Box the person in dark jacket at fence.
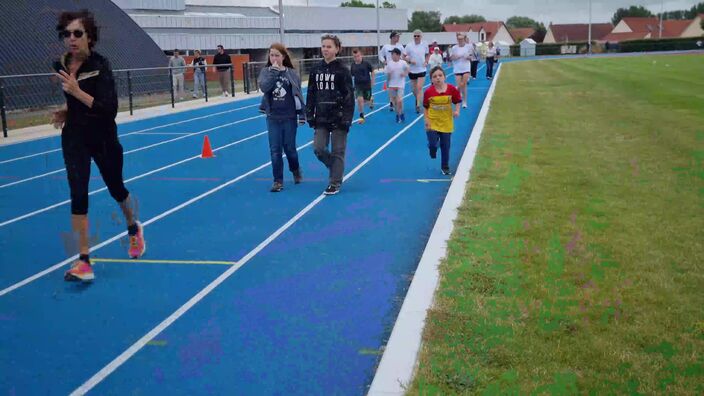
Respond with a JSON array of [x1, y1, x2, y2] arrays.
[[305, 34, 355, 195], [51, 10, 146, 282], [213, 44, 231, 97], [258, 43, 305, 192]]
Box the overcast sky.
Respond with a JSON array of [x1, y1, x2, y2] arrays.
[[304, 0, 700, 24]]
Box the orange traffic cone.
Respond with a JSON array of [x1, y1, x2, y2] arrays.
[[201, 135, 214, 158], [383, 81, 387, 90]]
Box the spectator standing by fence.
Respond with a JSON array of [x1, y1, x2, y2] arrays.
[[169, 49, 186, 100], [213, 44, 231, 97], [191, 49, 207, 98]]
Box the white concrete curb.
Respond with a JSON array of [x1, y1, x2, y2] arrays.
[[368, 65, 503, 395]]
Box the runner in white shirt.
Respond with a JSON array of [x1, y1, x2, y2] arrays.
[[450, 32, 472, 108], [428, 47, 443, 69], [486, 41, 498, 80], [379, 31, 405, 111], [384, 48, 409, 123], [403, 29, 429, 114]]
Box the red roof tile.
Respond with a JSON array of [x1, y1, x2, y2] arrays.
[[548, 23, 613, 42], [509, 28, 535, 40], [620, 17, 660, 33], [602, 31, 650, 42]]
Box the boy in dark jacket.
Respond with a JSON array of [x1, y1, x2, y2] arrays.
[[305, 34, 355, 195]]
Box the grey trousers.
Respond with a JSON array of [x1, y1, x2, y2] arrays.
[[313, 127, 348, 187]]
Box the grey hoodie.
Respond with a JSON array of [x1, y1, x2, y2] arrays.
[[258, 66, 305, 121]]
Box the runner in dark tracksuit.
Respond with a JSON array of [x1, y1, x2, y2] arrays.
[[53, 10, 145, 282], [305, 35, 355, 195]]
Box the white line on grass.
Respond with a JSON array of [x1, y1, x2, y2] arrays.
[[69, 112, 426, 396], [367, 64, 501, 396]]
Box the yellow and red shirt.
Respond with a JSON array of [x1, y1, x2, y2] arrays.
[[423, 84, 461, 133]]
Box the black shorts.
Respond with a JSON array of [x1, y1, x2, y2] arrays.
[[408, 72, 426, 80], [354, 86, 372, 101], [454, 72, 470, 77]]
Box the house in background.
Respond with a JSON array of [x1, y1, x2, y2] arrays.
[[603, 15, 704, 42], [442, 21, 515, 44], [543, 23, 613, 43]]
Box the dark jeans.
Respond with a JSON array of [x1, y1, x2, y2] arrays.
[[427, 130, 452, 170], [62, 133, 129, 215], [470, 60, 479, 78], [314, 126, 348, 187], [267, 118, 300, 183], [486, 57, 495, 78]]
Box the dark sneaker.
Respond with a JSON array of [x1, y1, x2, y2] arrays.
[[389, 101, 394, 111], [441, 168, 452, 176], [429, 148, 437, 159], [395, 114, 400, 123], [293, 169, 303, 184], [415, 105, 421, 114], [270, 181, 283, 192], [400, 114, 405, 123], [323, 184, 339, 195], [358, 113, 365, 124], [369, 98, 374, 109]]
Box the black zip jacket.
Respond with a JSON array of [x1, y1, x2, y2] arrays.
[[53, 51, 118, 142], [305, 59, 355, 130]]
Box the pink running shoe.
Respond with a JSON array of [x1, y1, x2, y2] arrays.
[[128, 222, 146, 259], [64, 259, 94, 282]]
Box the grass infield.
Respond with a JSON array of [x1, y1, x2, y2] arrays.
[[409, 54, 704, 394]]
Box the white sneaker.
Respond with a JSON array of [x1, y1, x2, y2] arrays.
[[462, 103, 467, 109]]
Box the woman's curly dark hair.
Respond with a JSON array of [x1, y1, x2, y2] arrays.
[[56, 9, 99, 49]]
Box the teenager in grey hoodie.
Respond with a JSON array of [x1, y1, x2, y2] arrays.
[[258, 43, 305, 192]]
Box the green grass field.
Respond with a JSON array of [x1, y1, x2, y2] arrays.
[[409, 54, 704, 395]]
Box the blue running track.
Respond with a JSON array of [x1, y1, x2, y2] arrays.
[[0, 64, 495, 395]]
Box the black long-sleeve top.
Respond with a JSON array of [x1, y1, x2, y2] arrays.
[[53, 51, 118, 142]]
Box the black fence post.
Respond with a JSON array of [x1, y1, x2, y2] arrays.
[[0, 80, 8, 138], [169, 68, 175, 108], [127, 71, 133, 116], [230, 64, 235, 97], [242, 63, 249, 94], [204, 68, 209, 102]]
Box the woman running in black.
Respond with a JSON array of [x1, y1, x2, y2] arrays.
[[52, 10, 146, 282]]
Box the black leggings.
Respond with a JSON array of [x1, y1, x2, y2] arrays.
[[62, 134, 130, 215]]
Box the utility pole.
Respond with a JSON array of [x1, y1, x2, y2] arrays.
[[588, 0, 592, 55], [279, 0, 285, 44], [376, 0, 381, 58], [659, 0, 664, 39]]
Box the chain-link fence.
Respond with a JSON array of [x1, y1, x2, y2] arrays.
[[243, 55, 383, 94], [0, 64, 238, 137]]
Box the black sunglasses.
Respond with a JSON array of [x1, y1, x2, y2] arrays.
[[414, 35, 421, 38], [59, 29, 85, 39]]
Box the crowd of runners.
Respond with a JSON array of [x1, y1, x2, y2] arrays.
[[51, 9, 499, 282]]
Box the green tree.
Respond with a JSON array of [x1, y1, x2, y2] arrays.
[[506, 16, 538, 28], [443, 14, 485, 24], [381, 1, 396, 8], [533, 22, 547, 43], [408, 10, 442, 32], [660, 10, 686, 20], [611, 5, 654, 25], [685, 2, 704, 18], [340, 0, 374, 7]]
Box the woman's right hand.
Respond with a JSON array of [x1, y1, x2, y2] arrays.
[[51, 108, 67, 129]]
